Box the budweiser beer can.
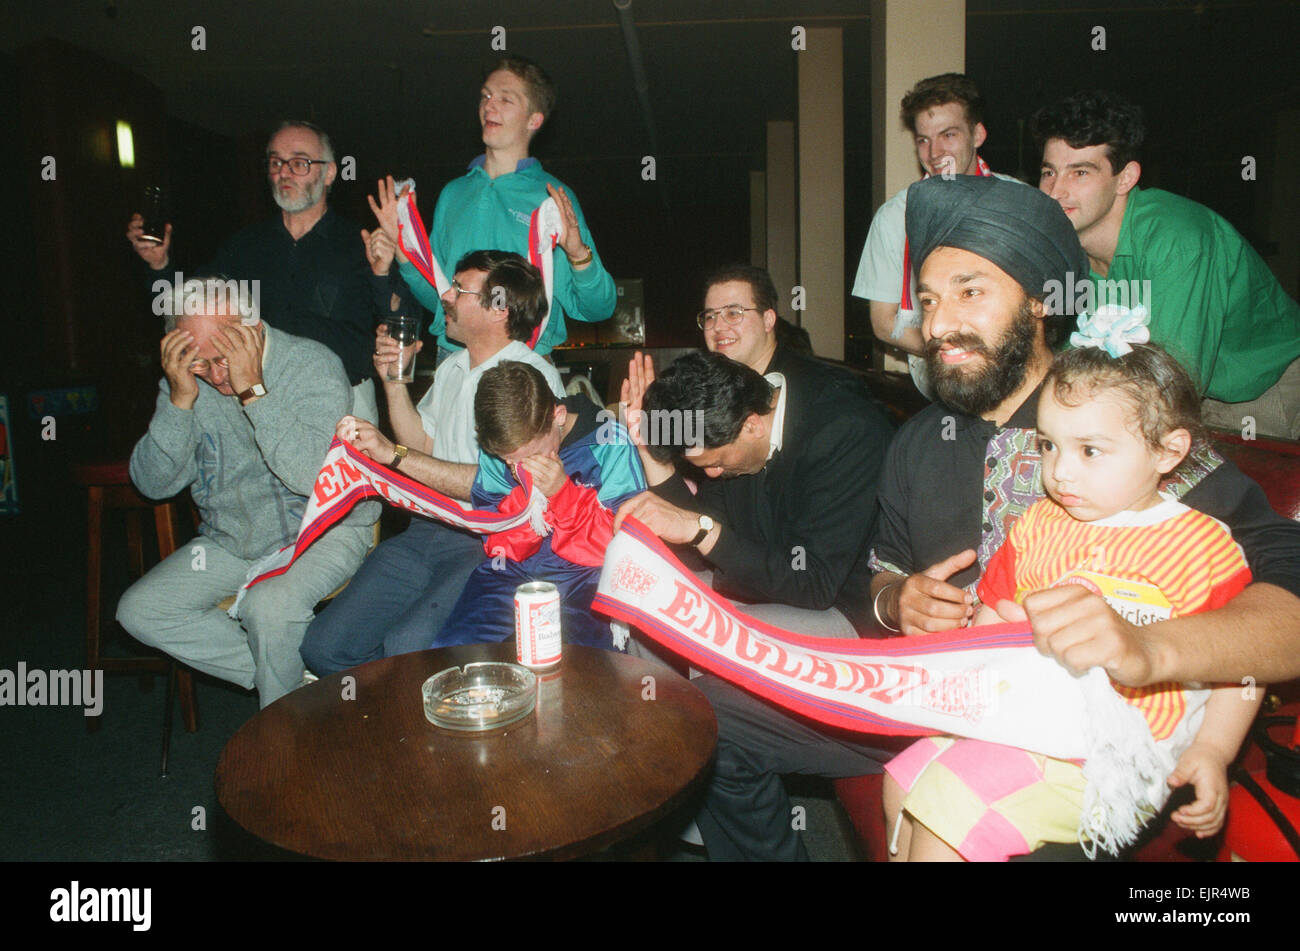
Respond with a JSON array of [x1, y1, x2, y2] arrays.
[[515, 581, 561, 669]]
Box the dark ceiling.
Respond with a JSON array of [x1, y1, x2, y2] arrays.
[[5, 0, 1298, 339], [8, 1, 1298, 188]]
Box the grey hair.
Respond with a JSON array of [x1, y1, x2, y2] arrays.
[[268, 119, 335, 163], [163, 275, 260, 332]]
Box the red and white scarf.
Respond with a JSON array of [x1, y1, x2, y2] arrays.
[[594, 519, 1190, 856], [396, 187, 563, 349], [236, 427, 548, 599]]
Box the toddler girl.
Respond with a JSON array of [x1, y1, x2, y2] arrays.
[[885, 330, 1259, 861]]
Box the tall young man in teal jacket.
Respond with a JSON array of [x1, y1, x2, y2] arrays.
[[367, 56, 616, 357]]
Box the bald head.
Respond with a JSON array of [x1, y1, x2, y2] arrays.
[[176, 309, 257, 396]]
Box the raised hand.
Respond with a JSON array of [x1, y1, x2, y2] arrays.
[[362, 228, 396, 276], [547, 183, 589, 264], [619, 351, 657, 448], [366, 176, 410, 263], [126, 213, 171, 270]]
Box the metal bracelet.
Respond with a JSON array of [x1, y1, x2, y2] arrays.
[[873, 581, 902, 633]]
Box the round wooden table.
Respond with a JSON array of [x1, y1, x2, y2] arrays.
[[215, 643, 717, 861]]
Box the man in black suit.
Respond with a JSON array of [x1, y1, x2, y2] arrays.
[[616, 350, 891, 634], [613, 348, 894, 859]]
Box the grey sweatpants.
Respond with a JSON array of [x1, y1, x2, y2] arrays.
[[116, 525, 370, 707]]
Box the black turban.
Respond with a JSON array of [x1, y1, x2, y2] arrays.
[[904, 176, 1088, 301]]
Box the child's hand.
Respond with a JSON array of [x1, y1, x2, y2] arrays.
[[1167, 743, 1232, 838], [519, 453, 567, 498]]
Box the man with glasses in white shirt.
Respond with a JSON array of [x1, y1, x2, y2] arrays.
[[299, 250, 565, 675]]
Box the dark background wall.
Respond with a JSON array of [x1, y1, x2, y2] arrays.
[[1, 0, 1296, 533]]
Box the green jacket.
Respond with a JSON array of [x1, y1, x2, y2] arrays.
[[1094, 186, 1300, 402], [399, 156, 616, 355]]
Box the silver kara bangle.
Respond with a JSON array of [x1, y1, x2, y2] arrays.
[[873, 581, 902, 633]]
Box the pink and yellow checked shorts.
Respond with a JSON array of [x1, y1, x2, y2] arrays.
[[885, 736, 1089, 862]]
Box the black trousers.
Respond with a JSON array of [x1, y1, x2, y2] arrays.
[[693, 674, 895, 861]]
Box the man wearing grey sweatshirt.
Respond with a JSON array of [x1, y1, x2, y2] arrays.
[[116, 276, 373, 707]]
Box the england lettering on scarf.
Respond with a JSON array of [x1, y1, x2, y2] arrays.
[[0, 664, 103, 717], [595, 520, 1193, 855], [49, 881, 151, 931]]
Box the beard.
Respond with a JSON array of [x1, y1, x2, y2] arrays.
[[271, 173, 327, 213], [924, 299, 1039, 417]]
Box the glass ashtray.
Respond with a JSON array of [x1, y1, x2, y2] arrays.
[[422, 662, 538, 732]]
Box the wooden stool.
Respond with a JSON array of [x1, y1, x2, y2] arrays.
[[76, 460, 198, 769]]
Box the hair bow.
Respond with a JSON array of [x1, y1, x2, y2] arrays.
[[1070, 304, 1151, 358]]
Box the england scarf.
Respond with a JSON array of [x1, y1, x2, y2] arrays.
[[233, 424, 549, 604], [396, 183, 563, 349], [594, 519, 1194, 856]]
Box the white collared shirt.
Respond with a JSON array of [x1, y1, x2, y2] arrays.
[[763, 371, 787, 461], [414, 340, 565, 464]]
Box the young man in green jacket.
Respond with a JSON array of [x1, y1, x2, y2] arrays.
[[366, 56, 616, 357], [1034, 90, 1300, 439]]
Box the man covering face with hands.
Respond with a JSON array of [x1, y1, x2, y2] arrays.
[[117, 277, 373, 707]]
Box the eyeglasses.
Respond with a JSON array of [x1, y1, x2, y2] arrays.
[[188, 356, 230, 374], [696, 305, 759, 330], [267, 156, 329, 176], [448, 279, 486, 300]]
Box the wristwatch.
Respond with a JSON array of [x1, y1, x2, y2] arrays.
[[690, 514, 715, 547], [237, 382, 267, 405], [390, 444, 408, 469]]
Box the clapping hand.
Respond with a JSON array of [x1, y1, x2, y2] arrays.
[[366, 176, 410, 264], [547, 184, 589, 265]]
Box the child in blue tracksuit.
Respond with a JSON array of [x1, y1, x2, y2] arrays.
[[432, 361, 646, 649]]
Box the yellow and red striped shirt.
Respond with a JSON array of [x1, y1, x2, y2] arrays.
[[978, 498, 1251, 739]]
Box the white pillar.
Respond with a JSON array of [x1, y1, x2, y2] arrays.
[[797, 27, 845, 360], [871, 0, 966, 207], [870, 0, 966, 370], [765, 120, 797, 312]]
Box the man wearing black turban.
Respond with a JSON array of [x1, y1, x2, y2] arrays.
[[690, 175, 1300, 862], [902, 175, 1087, 420]]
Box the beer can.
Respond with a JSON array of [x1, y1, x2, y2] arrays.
[[515, 582, 561, 669]]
